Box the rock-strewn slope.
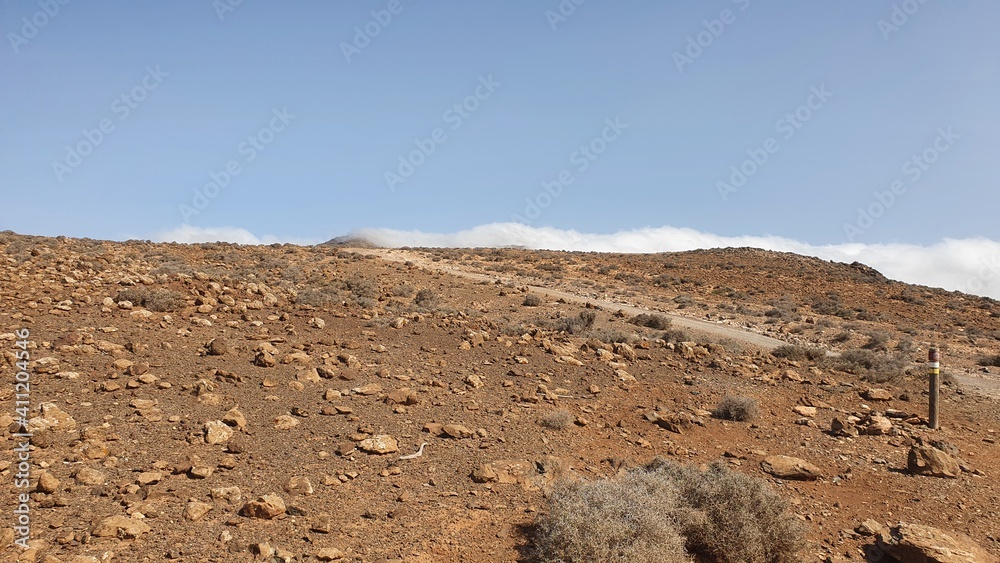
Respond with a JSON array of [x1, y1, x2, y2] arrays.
[[0, 233, 997, 561]]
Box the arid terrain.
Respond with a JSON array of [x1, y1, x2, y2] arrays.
[[1, 232, 998, 562]]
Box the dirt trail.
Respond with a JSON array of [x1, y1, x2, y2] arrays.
[[362, 248, 1000, 399], [364, 248, 789, 350], [951, 371, 1000, 398]]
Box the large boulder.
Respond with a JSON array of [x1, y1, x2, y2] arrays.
[[876, 522, 997, 562], [907, 445, 960, 479]]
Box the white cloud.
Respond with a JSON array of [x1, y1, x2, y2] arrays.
[[151, 225, 319, 246], [352, 223, 1000, 300], [147, 223, 1000, 300]]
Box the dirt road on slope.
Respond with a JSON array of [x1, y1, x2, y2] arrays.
[[361, 247, 1000, 399], [362, 248, 788, 350]]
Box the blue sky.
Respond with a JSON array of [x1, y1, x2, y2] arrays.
[[3, 1, 1000, 296]]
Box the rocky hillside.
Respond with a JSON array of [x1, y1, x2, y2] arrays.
[[0, 232, 998, 562]]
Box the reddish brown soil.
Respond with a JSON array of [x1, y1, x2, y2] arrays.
[[0, 234, 997, 562]]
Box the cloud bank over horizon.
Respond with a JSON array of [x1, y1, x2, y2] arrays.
[[151, 225, 317, 247], [154, 223, 1000, 300]]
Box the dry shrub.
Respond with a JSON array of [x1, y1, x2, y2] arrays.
[[522, 294, 543, 307], [538, 410, 574, 430], [115, 287, 185, 312], [771, 344, 825, 362], [822, 349, 908, 383], [414, 288, 438, 307], [296, 287, 340, 307], [630, 313, 672, 330], [345, 275, 378, 299], [711, 395, 759, 422], [862, 330, 891, 351], [531, 459, 804, 563], [646, 460, 806, 563], [660, 329, 690, 344], [531, 468, 690, 562], [589, 328, 633, 344], [391, 283, 415, 297], [978, 354, 1000, 367], [552, 311, 596, 334]]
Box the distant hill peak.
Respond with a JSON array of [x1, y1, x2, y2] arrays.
[[320, 234, 380, 248]]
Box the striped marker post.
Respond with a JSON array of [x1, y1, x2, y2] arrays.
[[928, 345, 940, 429]]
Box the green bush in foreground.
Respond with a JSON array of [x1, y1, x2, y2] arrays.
[[531, 459, 805, 563]]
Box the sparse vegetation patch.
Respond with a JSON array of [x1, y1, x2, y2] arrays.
[[630, 313, 672, 330], [115, 287, 186, 312], [531, 459, 805, 563], [711, 395, 759, 422]]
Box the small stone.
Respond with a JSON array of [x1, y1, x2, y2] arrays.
[[282, 351, 312, 365], [297, 367, 322, 383], [285, 476, 314, 495], [92, 515, 151, 538], [206, 339, 229, 356], [353, 383, 383, 395], [274, 415, 300, 430], [222, 407, 247, 429], [760, 455, 822, 481], [358, 435, 399, 455], [782, 370, 805, 382], [36, 471, 60, 494], [791, 406, 817, 418], [240, 494, 286, 519], [314, 547, 346, 561], [75, 467, 107, 486], [254, 351, 276, 367], [857, 519, 886, 537], [385, 388, 419, 405], [28, 402, 77, 432], [204, 420, 234, 445], [136, 471, 164, 486], [864, 415, 893, 436], [211, 486, 242, 503], [863, 388, 893, 401], [830, 417, 859, 437], [441, 424, 473, 439], [252, 542, 275, 559], [183, 501, 214, 522], [471, 464, 499, 483], [189, 466, 214, 479]]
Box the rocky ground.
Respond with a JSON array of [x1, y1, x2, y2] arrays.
[[0, 232, 998, 562]]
